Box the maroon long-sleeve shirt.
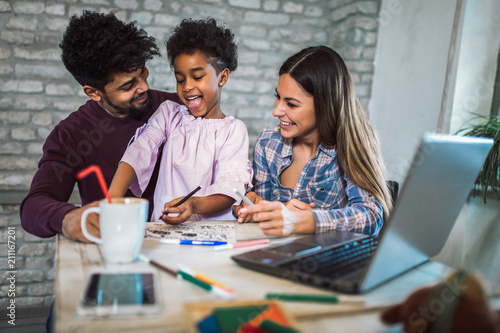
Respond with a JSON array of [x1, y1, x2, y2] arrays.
[[20, 90, 181, 238]]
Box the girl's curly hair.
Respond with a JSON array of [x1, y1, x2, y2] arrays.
[[165, 18, 237, 74], [59, 11, 160, 91]]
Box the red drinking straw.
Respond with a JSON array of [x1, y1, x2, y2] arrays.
[[76, 165, 112, 203]]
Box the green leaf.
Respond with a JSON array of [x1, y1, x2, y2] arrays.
[[455, 114, 500, 203]]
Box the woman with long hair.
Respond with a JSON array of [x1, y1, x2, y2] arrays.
[[234, 45, 392, 236]]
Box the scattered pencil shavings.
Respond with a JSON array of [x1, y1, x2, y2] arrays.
[[184, 300, 301, 333]]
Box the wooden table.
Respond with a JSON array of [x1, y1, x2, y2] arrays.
[[54, 221, 460, 333]]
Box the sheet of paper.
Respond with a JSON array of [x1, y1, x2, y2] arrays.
[[144, 221, 236, 242]]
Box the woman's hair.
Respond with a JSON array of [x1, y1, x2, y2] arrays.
[[279, 45, 393, 220], [59, 11, 160, 91], [165, 18, 237, 74]]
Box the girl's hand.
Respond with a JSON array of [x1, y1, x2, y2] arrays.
[[240, 200, 316, 236], [160, 194, 233, 224], [233, 192, 263, 223], [160, 198, 194, 225]]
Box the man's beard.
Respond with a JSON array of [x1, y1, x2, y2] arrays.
[[103, 91, 152, 120]]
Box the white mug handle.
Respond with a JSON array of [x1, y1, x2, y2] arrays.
[[81, 207, 102, 244]]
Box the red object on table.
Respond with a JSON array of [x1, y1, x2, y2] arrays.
[[76, 165, 112, 203]]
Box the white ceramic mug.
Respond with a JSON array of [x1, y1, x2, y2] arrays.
[[81, 198, 149, 264]]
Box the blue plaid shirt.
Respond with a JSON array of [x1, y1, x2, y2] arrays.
[[252, 127, 383, 236]]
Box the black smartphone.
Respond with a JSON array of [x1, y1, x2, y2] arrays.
[[76, 271, 161, 317]]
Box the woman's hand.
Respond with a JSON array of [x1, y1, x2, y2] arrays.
[[285, 198, 315, 211], [233, 192, 263, 223], [240, 200, 316, 236]]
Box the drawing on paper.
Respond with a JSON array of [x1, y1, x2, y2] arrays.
[[144, 222, 236, 242]]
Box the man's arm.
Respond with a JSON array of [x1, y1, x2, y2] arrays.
[[21, 161, 103, 243], [20, 124, 101, 242], [20, 158, 78, 238]]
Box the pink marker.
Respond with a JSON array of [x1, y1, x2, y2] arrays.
[[213, 238, 270, 251]]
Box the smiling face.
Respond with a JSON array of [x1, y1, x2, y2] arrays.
[[273, 73, 319, 143], [174, 50, 228, 119], [91, 66, 151, 119]]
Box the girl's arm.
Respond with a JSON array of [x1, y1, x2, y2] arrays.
[[189, 194, 234, 215], [108, 162, 137, 198]]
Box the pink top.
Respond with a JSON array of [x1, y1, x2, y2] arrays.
[[121, 100, 252, 221]]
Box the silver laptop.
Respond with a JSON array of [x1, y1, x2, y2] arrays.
[[231, 133, 493, 294]]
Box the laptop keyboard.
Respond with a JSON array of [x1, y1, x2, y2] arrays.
[[279, 237, 379, 279]]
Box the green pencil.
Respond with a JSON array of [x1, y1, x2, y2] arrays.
[[265, 292, 339, 304], [178, 270, 236, 300], [265, 292, 365, 306]]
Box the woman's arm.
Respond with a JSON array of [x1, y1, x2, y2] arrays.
[[240, 200, 316, 236], [240, 191, 381, 237], [108, 162, 137, 198], [312, 177, 384, 236]]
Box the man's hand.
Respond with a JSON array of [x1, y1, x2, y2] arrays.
[[62, 201, 100, 243]]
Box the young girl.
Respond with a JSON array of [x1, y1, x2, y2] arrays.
[[234, 46, 392, 236], [109, 18, 252, 224]]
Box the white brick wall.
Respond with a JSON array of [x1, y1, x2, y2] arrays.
[[0, 0, 381, 307]]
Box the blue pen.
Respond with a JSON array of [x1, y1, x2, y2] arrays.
[[160, 239, 227, 246]]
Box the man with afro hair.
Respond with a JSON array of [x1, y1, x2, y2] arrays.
[[21, 11, 181, 243]]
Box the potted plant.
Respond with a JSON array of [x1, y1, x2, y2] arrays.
[[436, 114, 500, 283], [456, 113, 500, 203]]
